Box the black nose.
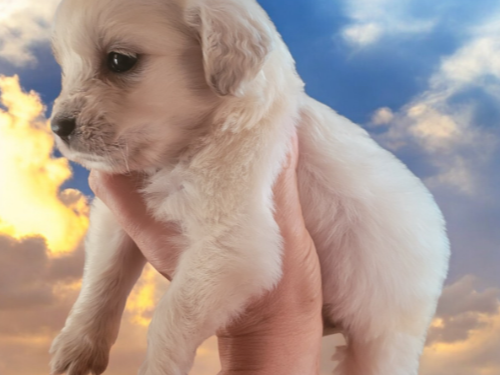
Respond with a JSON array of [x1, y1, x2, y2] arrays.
[[51, 117, 76, 138]]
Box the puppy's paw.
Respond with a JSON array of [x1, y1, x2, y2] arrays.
[[50, 329, 110, 375]]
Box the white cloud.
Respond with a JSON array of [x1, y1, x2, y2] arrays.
[[439, 19, 500, 87], [441, 38, 500, 85], [0, 0, 60, 66], [342, 23, 383, 47], [371, 107, 394, 125], [340, 0, 436, 47], [424, 156, 476, 195], [370, 11, 500, 195], [430, 11, 500, 95]]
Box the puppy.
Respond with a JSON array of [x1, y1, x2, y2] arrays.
[[49, 0, 450, 374]]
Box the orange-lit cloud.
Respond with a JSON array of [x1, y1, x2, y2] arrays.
[[0, 75, 88, 254], [126, 265, 166, 326], [421, 276, 500, 375], [0, 75, 90, 375], [0, 75, 222, 375]]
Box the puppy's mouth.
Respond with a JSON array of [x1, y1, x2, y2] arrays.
[[54, 130, 129, 173], [73, 153, 113, 170], [55, 139, 106, 169], [55, 131, 155, 175]]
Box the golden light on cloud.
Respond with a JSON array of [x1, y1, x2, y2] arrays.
[[371, 107, 394, 126], [407, 104, 460, 142], [421, 305, 500, 375], [0, 75, 88, 254], [126, 265, 161, 326]]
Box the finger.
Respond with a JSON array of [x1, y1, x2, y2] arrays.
[[289, 130, 299, 171], [273, 131, 303, 228], [89, 171, 148, 237], [279, 130, 299, 179]]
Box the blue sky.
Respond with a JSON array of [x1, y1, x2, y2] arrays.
[[1, 0, 499, 374]]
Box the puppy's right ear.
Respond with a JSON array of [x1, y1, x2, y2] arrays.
[[185, 0, 274, 97]]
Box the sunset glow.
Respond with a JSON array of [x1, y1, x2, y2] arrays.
[[126, 265, 161, 327], [0, 75, 88, 254]]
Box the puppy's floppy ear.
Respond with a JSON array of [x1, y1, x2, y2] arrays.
[[185, 0, 274, 96]]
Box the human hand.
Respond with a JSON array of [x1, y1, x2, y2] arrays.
[[89, 133, 323, 374], [216, 133, 323, 374]]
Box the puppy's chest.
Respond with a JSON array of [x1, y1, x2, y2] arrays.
[[140, 165, 248, 240], [141, 167, 190, 220]]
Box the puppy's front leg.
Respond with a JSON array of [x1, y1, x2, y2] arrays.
[[138, 210, 282, 375], [50, 198, 146, 375]]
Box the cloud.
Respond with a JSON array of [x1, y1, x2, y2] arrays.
[[371, 107, 394, 126], [126, 266, 163, 327], [0, 75, 89, 254], [0, 74, 91, 375], [0, 257, 220, 375], [342, 23, 383, 47], [0, 238, 176, 375], [0, 74, 222, 375], [421, 276, 500, 375], [0, 76, 89, 354], [0, 235, 83, 337], [0, 0, 60, 66], [440, 31, 500, 86], [427, 275, 500, 345], [340, 0, 436, 47], [369, 11, 500, 195]]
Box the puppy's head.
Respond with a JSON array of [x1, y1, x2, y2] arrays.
[[50, 0, 275, 173]]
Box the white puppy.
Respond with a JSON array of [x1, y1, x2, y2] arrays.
[[49, 0, 450, 374]]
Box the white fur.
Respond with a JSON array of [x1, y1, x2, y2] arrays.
[[49, 0, 450, 374]]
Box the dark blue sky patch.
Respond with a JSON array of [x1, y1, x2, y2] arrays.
[[259, 0, 346, 42]]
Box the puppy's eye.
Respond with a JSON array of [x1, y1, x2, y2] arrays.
[[107, 52, 138, 73]]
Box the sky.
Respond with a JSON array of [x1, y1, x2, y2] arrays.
[[0, 0, 499, 374]]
